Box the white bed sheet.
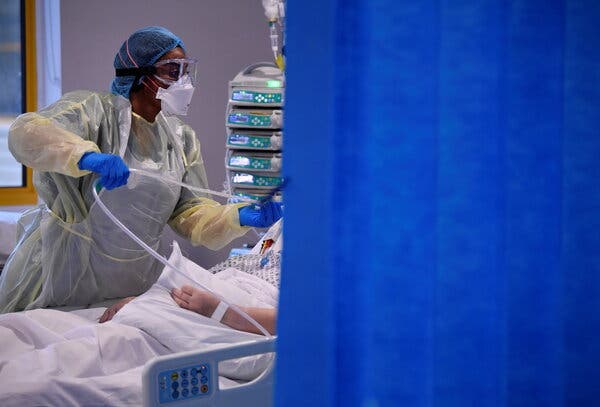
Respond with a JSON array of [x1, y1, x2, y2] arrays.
[[0, 241, 277, 406]]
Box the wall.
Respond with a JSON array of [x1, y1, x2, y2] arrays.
[[61, 0, 273, 267]]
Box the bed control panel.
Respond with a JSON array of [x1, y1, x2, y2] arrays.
[[143, 339, 276, 407], [157, 363, 211, 404]]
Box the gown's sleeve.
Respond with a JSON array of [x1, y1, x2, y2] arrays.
[[8, 91, 102, 177], [168, 125, 251, 250]]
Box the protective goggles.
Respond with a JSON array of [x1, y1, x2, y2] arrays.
[[116, 58, 198, 86]]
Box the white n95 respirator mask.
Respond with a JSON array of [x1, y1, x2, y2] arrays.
[[155, 74, 195, 116]]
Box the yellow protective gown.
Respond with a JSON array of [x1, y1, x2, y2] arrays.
[[0, 90, 249, 313]]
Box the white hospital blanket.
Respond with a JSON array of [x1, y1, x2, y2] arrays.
[[0, 308, 165, 406], [0, 241, 277, 406]]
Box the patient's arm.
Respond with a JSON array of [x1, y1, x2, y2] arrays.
[[171, 285, 277, 335], [99, 296, 136, 323], [222, 305, 277, 336]]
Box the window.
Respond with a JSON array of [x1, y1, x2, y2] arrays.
[[0, 0, 36, 205]]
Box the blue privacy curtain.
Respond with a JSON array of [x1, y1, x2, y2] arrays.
[[276, 0, 600, 406]]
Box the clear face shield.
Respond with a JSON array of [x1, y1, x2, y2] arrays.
[[152, 58, 198, 86]]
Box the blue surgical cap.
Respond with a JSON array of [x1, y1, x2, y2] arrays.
[[110, 26, 186, 98]]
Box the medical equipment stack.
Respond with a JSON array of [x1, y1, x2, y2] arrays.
[[225, 62, 284, 203]]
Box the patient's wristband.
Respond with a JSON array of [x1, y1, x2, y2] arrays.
[[211, 301, 228, 322]]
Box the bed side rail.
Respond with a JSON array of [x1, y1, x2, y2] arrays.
[[142, 337, 276, 407]]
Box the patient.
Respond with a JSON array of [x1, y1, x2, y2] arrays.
[[99, 285, 277, 335], [100, 221, 282, 335]]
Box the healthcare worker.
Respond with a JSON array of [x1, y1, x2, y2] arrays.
[[0, 26, 282, 313]]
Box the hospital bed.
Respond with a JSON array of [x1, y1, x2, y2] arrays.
[[0, 303, 276, 406], [0, 262, 277, 406], [0, 220, 281, 407]]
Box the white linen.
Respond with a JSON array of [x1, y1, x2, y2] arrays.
[[0, 308, 167, 406], [0, 241, 277, 406]]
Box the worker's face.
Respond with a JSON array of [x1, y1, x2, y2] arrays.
[[141, 47, 187, 105]]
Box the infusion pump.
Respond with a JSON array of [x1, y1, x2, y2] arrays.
[[225, 63, 284, 202]]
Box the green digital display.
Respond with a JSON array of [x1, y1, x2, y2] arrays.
[[231, 90, 282, 104], [227, 134, 273, 149], [229, 156, 272, 170], [228, 113, 272, 127], [266, 80, 282, 88], [232, 173, 282, 187]]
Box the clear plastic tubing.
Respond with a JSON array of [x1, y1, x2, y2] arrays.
[[131, 168, 258, 203], [91, 174, 272, 338]]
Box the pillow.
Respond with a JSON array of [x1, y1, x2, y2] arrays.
[[111, 241, 276, 381]]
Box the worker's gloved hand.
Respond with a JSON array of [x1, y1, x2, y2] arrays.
[[78, 152, 130, 190], [238, 201, 283, 228]]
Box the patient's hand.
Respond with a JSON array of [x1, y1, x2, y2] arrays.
[[171, 285, 220, 317], [99, 296, 136, 323]]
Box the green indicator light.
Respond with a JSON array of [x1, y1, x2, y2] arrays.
[[266, 80, 281, 88]]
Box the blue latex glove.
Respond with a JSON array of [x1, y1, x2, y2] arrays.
[[238, 201, 283, 228], [78, 152, 130, 190]]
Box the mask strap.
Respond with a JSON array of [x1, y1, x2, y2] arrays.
[[140, 77, 159, 94]]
